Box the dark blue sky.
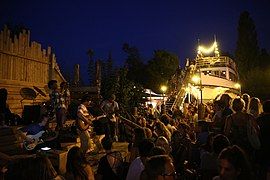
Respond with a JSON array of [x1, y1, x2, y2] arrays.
[[1, 0, 270, 83]]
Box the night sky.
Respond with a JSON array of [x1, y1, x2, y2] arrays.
[[1, 0, 270, 83]]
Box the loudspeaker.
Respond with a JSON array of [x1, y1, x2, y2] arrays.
[[22, 105, 41, 125]]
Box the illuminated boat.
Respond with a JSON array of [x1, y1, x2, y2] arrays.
[[185, 40, 241, 103]]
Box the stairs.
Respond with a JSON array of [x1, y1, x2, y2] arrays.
[[165, 97, 176, 112]]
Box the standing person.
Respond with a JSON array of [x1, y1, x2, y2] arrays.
[[224, 98, 259, 155], [248, 97, 262, 118], [219, 94, 233, 132], [60, 82, 71, 110], [77, 95, 106, 154], [48, 80, 65, 130], [242, 93, 250, 112], [100, 94, 119, 141], [257, 100, 270, 179]]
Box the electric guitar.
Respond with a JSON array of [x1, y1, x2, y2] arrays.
[[77, 114, 106, 131], [23, 131, 45, 151]]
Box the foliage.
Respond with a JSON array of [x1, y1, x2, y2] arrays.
[[122, 43, 146, 85], [115, 68, 145, 111], [235, 11, 270, 98], [146, 50, 179, 93], [244, 67, 270, 100], [235, 11, 260, 82]]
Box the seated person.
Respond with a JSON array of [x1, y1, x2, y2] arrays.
[[19, 114, 58, 151], [20, 114, 48, 136], [5, 154, 64, 180], [65, 146, 94, 180], [96, 137, 124, 180], [140, 155, 176, 180], [0, 88, 20, 126]]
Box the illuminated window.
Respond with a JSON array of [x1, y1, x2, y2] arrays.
[[221, 71, 226, 78]]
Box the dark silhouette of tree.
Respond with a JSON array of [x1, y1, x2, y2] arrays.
[[235, 11, 260, 83], [235, 11, 270, 98], [87, 49, 95, 86], [115, 68, 144, 111], [123, 43, 146, 84], [259, 49, 270, 69], [106, 51, 113, 77], [146, 50, 179, 93], [100, 52, 117, 100]]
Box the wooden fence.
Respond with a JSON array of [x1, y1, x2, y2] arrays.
[[0, 26, 65, 115]]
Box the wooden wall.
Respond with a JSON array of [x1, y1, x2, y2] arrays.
[[0, 26, 65, 115]]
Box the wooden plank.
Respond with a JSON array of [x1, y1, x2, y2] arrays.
[[0, 55, 2, 79], [0, 31, 3, 50]]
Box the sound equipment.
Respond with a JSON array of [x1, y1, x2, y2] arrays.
[[22, 105, 41, 125]]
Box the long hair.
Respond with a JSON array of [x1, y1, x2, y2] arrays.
[[248, 97, 262, 117], [218, 145, 253, 180], [66, 146, 89, 180]]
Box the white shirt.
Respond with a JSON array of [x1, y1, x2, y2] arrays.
[[126, 157, 144, 180], [77, 104, 91, 120]]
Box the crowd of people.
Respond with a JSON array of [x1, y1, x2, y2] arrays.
[[1, 80, 270, 180]]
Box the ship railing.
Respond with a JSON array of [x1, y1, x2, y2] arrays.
[[195, 56, 237, 72]]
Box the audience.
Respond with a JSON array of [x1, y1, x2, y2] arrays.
[[126, 139, 154, 180], [6, 155, 63, 180], [65, 146, 95, 180], [1, 91, 269, 180], [140, 155, 176, 180], [214, 145, 253, 180]]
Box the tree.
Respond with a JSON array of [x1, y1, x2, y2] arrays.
[[115, 68, 144, 111], [87, 49, 95, 86], [106, 51, 113, 77], [235, 11, 260, 84], [244, 67, 270, 100], [146, 50, 179, 93], [258, 49, 270, 69], [122, 43, 146, 84]]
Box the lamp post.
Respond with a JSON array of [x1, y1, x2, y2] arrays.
[[160, 85, 168, 104], [191, 74, 203, 104], [192, 72, 204, 119]]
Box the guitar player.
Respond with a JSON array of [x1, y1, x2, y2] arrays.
[[77, 95, 106, 154], [19, 114, 59, 151]]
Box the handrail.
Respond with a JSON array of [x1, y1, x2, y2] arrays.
[[119, 115, 142, 129], [171, 66, 193, 111]]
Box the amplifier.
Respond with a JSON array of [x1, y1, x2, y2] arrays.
[[22, 105, 41, 125]]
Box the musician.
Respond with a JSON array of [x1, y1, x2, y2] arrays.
[[100, 94, 119, 141], [19, 114, 59, 151], [60, 82, 71, 110], [77, 95, 105, 154], [48, 80, 66, 130], [20, 114, 48, 136]]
